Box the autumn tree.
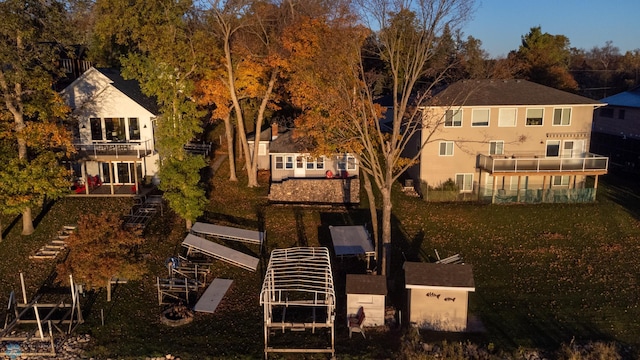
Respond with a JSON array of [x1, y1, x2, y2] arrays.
[[289, 0, 473, 276], [94, 0, 207, 229], [57, 212, 146, 296], [0, 0, 76, 235], [515, 26, 578, 91]]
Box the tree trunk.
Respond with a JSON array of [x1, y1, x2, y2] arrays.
[[223, 113, 237, 181], [247, 69, 278, 188], [380, 186, 392, 277], [0, 218, 3, 242], [362, 172, 379, 272], [21, 207, 34, 236], [185, 219, 192, 231]]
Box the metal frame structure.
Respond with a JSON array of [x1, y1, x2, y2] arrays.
[[259, 247, 336, 359]]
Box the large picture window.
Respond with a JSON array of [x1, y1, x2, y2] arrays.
[[498, 108, 517, 127], [553, 108, 571, 126], [90, 118, 102, 140], [105, 118, 126, 141], [444, 109, 462, 127], [128, 118, 140, 140]]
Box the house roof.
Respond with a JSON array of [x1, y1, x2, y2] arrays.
[[430, 79, 603, 107], [404, 262, 475, 290], [246, 127, 272, 142], [95, 68, 159, 114], [346, 274, 387, 295], [600, 86, 640, 108], [269, 129, 314, 153]]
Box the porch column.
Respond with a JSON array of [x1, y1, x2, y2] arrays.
[[491, 174, 498, 204], [82, 162, 89, 195], [133, 160, 140, 195], [109, 161, 115, 195], [516, 176, 522, 202], [593, 175, 599, 201]]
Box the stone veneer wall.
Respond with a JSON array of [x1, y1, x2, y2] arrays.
[[268, 177, 360, 204]]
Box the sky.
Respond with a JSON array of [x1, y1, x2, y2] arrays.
[[461, 0, 640, 58]]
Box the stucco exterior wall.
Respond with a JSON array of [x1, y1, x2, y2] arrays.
[[346, 294, 386, 327], [418, 105, 596, 192], [268, 178, 360, 203], [408, 288, 469, 332]]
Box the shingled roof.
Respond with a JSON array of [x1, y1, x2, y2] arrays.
[[96, 68, 159, 115], [346, 274, 387, 295], [431, 79, 602, 107], [404, 262, 475, 290]]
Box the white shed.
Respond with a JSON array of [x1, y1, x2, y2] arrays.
[[404, 262, 475, 332], [346, 274, 387, 327]]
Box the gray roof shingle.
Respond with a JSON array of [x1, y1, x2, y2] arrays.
[[431, 79, 602, 107], [96, 68, 159, 115], [404, 262, 474, 289], [346, 274, 387, 295]]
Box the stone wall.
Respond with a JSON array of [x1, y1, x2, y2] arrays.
[[268, 177, 360, 204]]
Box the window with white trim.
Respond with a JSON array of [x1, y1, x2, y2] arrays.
[[472, 109, 489, 126], [553, 108, 571, 126], [455, 173, 473, 192], [526, 108, 543, 126], [498, 108, 517, 127], [285, 156, 294, 169], [552, 175, 570, 186], [444, 109, 462, 127], [275, 156, 284, 169], [546, 140, 560, 157], [439, 141, 454, 156], [337, 155, 357, 171], [316, 157, 324, 170], [489, 140, 504, 155]]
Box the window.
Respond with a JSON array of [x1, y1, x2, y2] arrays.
[[90, 118, 102, 140], [285, 156, 293, 169], [337, 155, 357, 171], [296, 156, 304, 169], [600, 108, 613, 118], [444, 109, 462, 127], [562, 140, 583, 158], [510, 176, 528, 190], [472, 109, 489, 126], [306, 157, 315, 169], [128, 118, 140, 140], [489, 141, 504, 155], [484, 175, 494, 196], [546, 140, 560, 157], [258, 143, 267, 156], [316, 157, 324, 170], [552, 175, 570, 186], [105, 118, 126, 141], [455, 173, 473, 192], [526, 108, 543, 126], [618, 109, 626, 119], [439, 141, 454, 156], [553, 108, 571, 126], [498, 108, 517, 127], [275, 156, 283, 169], [347, 156, 356, 170]]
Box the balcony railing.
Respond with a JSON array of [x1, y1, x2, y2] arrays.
[[74, 139, 154, 159], [477, 153, 609, 174]]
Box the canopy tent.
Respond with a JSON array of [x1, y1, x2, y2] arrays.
[[329, 225, 376, 268], [260, 247, 336, 359]]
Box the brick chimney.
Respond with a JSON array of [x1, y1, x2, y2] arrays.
[[271, 123, 279, 140]]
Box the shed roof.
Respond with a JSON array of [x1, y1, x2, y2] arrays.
[[346, 274, 387, 295], [404, 262, 475, 290], [431, 79, 602, 107]]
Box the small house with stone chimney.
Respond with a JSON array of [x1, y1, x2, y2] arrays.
[[404, 262, 475, 332], [248, 124, 361, 204]]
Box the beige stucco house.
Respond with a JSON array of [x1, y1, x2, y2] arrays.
[[404, 262, 475, 332], [411, 79, 609, 203], [61, 67, 160, 195]]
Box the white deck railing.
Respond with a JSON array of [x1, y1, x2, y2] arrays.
[[74, 139, 153, 158], [477, 153, 609, 174]]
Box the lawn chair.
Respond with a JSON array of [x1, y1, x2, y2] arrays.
[[348, 306, 366, 339]]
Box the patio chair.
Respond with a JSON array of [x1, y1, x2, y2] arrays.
[[348, 306, 366, 339]]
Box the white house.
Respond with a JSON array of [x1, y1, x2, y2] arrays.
[[61, 67, 159, 195]]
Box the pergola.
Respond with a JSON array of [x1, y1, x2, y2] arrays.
[[259, 247, 336, 359]]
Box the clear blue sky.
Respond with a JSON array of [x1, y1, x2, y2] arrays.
[[462, 0, 640, 58]]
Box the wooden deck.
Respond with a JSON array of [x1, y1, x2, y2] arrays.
[[67, 184, 155, 197]]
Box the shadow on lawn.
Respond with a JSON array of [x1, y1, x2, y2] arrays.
[[600, 172, 640, 221]]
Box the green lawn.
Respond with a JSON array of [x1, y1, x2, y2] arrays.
[[1, 167, 638, 359]]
